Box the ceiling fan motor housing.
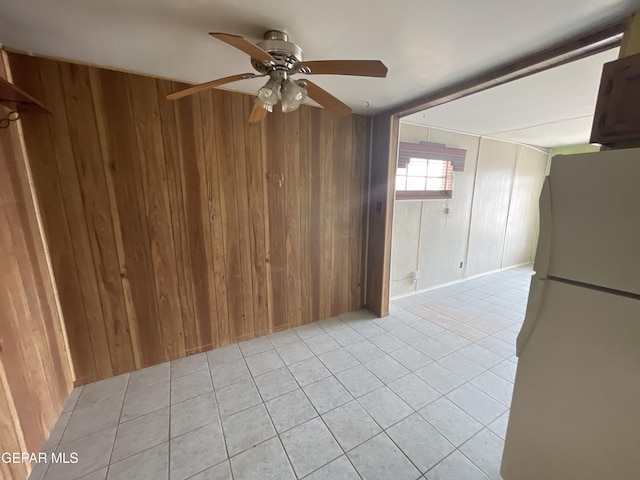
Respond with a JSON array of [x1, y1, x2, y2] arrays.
[[251, 30, 304, 75]]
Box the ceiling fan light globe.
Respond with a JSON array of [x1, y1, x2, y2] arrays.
[[281, 79, 307, 113]]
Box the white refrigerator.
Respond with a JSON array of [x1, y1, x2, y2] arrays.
[[501, 148, 640, 480]]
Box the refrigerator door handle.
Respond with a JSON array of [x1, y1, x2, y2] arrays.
[[533, 177, 552, 278], [517, 276, 546, 356]]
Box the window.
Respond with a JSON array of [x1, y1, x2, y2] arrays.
[[396, 158, 454, 200], [396, 141, 466, 200]]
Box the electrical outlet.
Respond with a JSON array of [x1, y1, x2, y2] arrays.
[[412, 271, 420, 282], [459, 262, 463, 268]]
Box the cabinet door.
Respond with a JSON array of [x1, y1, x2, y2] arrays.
[[590, 52, 640, 145]]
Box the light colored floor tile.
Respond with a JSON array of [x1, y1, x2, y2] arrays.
[[364, 355, 410, 383], [316, 316, 347, 334], [188, 460, 232, 479], [245, 350, 285, 377], [303, 376, 353, 414], [446, 384, 507, 425], [61, 386, 83, 413], [487, 411, 510, 440], [469, 371, 513, 406], [42, 411, 71, 451], [322, 401, 381, 451], [60, 396, 123, 444], [318, 348, 360, 374], [267, 330, 300, 348], [390, 325, 429, 345], [338, 309, 377, 322], [170, 392, 218, 438], [387, 413, 455, 473], [431, 331, 472, 350], [238, 337, 273, 357], [107, 442, 168, 480], [46, 427, 116, 480], [347, 433, 421, 480], [347, 321, 386, 339], [489, 360, 517, 383], [209, 358, 251, 389], [281, 418, 342, 478], [170, 353, 208, 379], [305, 334, 341, 356], [329, 326, 365, 347], [127, 363, 169, 393], [418, 397, 483, 447], [76, 374, 128, 408], [357, 386, 413, 429], [276, 341, 315, 365], [476, 336, 514, 358], [413, 338, 454, 360], [171, 368, 212, 404], [373, 316, 405, 332], [414, 363, 465, 395], [459, 429, 505, 480], [344, 340, 385, 363], [293, 322, 325, 340], [450, 323, 489, 342], [206, 344, 243, 367], [389, 346, 433, 371], [304, 455, 360, 480], [120, 381, 169, 423], [425, 450, 490, 480], [254, 367, 298, 401], [265, 389, 317, 433], [335, 364, 384, 398], [216, 379, 262, 418], [437, 353, 486, 381], [111, 407, 169, 463], [368, 333, 407, 353], [411, 320, 446, 337], [230, 437, 296, 480], [222, 403, 276, 456], [169, 423, 226, 480], [387, 373, 441, 410], [288, 357, 332, 386]]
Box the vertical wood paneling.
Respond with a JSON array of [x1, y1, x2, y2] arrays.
[[10, 53, 371, 384], [0, 52, 73, 478]]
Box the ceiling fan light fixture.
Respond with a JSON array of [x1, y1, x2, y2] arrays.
[[281, 79, 307, 113], [256, 78, 281, 112]]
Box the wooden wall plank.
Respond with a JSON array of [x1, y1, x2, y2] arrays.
[[9, 52, 371, 384], [212, 90, 246, 340], [90, 68, 160, 368], [128, 74, 186, 360], [0, 52, 72, 477], [58, 62, 132, 378], [284, 109, 302, 327], [242, 95, 270, 334], [157, 79, 200, 355]]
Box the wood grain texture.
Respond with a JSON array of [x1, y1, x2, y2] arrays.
[[0, 52, 73, 478], [8, 52, 371, 384]]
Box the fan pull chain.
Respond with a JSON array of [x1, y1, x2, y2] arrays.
[[0, 110, 20, 129]]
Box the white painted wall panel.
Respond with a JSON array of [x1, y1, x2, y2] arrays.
[[416, 128, 479, 289], [502, 145, 548, 267], [466, 138, 518, 276], [390, 201, 422, 296]]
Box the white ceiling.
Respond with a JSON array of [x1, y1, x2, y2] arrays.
[[402, 48, 620, 148], [0, 0, 638, 115]]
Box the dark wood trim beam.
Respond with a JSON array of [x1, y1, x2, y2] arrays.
[[384, 20, 625, 118]]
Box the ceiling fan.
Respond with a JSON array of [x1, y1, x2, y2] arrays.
[[167, 30, 388, 122]]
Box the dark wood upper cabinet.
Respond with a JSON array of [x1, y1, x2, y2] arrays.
[[590, 52, 640, 146]]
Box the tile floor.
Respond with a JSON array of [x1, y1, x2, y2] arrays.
[[29, 265, 532, 480]]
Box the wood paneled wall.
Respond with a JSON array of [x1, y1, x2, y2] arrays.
[[8, 52, 371, 385], [0, 53, 73, 479]]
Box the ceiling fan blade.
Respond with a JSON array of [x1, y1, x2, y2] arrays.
[[248, 102, 269, 123], [209, 32, 276, 63], [303, 80, 352, 117], [299, 60, 388, 78], [167, 73, 260, 100]]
